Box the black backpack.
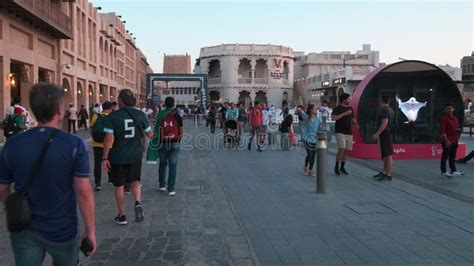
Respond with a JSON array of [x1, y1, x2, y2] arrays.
[[92, 114, 106, 142], [3, 116, 21, 138]]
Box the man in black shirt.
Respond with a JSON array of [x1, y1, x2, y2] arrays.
[[372, 95, 395, 181], [102, 89, 154, 225], [331, 93, 359, 175]]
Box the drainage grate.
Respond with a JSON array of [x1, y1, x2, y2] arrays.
[[344, 202, 397, 215]]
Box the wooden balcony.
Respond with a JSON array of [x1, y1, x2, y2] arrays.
[[0, 0, 73, 39]]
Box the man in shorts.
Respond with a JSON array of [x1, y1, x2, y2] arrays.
[[248, 101, 263, 152], [372, 95, 395, 181], [331, 93, 358, 175], [102, 89, 153, 225]]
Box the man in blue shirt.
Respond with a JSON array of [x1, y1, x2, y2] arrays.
[[0, 83, 96, 265]]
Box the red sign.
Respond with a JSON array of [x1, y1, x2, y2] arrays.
[[348, 143, 466, 159]]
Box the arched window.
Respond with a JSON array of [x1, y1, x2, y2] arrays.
[[208, 60, 221, 79], [238, 59, 252, 84]]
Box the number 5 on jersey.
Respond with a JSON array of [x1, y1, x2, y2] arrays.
[[125, 119, 135, 138]]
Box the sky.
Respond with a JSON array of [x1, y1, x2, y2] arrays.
[[91, 0, 473, 73]]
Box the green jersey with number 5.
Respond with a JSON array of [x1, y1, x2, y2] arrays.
[[103, 107, 151, 164]]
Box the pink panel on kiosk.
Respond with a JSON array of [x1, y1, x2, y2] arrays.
[[348, 143, 467, 159]]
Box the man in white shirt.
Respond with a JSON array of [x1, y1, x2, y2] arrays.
[[67, 104, 77, 133], [319, 101, 332, 131], [261, 103, 271, 131]]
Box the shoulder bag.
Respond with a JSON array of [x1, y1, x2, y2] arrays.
[[5, 129, 59, 232]]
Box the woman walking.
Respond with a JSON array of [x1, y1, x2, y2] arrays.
[[300, 104, 321, 176]]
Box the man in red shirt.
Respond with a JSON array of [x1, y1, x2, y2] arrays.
[[440, 103, 464, 178], [248, 101, 263, 152]]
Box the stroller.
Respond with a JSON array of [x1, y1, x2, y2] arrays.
[[224, 120, 239, 148]]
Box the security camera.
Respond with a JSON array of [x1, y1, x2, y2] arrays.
[[65, 64, 71, 69]]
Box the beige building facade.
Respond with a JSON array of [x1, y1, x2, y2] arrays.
[[194, 44, 294, 108], [293, 44, 380, 107], [0, 0, 151, 120]]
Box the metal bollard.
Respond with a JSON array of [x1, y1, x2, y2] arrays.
[[316, 131, 328, 194]]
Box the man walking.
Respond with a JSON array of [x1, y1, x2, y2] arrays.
[[248, 101, 263, 152], [67, 103, 77, 133], [208, 105, 217, 134], [439, 103, 464, 178], [372, 95, 395, 181], [0, 83, 96, 265], [331, 93, 358, 175], [90, 101, 113, 191], [78, 104, 89, 129], [152, 97, 183, 196], [102, 89, 153, 225]]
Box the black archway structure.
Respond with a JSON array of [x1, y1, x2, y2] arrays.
[[146, 74, 208, 107]]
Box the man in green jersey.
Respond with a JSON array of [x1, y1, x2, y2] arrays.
[[102, 89, 153, 225]]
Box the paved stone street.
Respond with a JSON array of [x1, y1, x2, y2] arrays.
[[1, 122, 474, 265]]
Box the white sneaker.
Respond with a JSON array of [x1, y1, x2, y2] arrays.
[[159, 187, 167, 192], [441, 172, 453, 178], [168, 191, 176, 196], [451, 171, 465, 176]]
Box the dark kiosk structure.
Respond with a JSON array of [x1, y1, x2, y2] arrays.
[[348, 60, 466, 159]]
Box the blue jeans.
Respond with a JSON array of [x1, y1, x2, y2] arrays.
[[10, 230, 79, 266], [158, 143, 181, 192]]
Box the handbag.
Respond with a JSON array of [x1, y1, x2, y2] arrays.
[[5, 129, 59, 232]]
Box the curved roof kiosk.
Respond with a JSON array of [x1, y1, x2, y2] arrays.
[[349, 60, 466, 159]]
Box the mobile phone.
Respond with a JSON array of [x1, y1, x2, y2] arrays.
[[80, 237, 93, 257]]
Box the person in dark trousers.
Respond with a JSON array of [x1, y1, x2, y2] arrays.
[[372, 95, 395, 181], [300, 104, 321, 176], [90, 101, 113, 191], [78, 104, 89, 129], [102, 89, 153, 225], [237, 103, 246, 140], [331, 93, 358, 176], [279, 114, 293, 151], [208, 105, 217, 133], [456, 150, 474, 164], [0, 83, 96, 264], [439, 103, 464, 178], [248, 101, 263, 152], [155, 97, 183, 196], [219, 102, 229, 129], [67, 104, 77, 133]]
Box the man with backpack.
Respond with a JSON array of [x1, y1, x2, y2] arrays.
[[102, 89, 153, 225], [90, 101, 113, 191], [1, 107, 27, 141], [146, 97, 183, 196]]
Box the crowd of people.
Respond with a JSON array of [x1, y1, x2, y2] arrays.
[[0, 82, 472, 265]]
